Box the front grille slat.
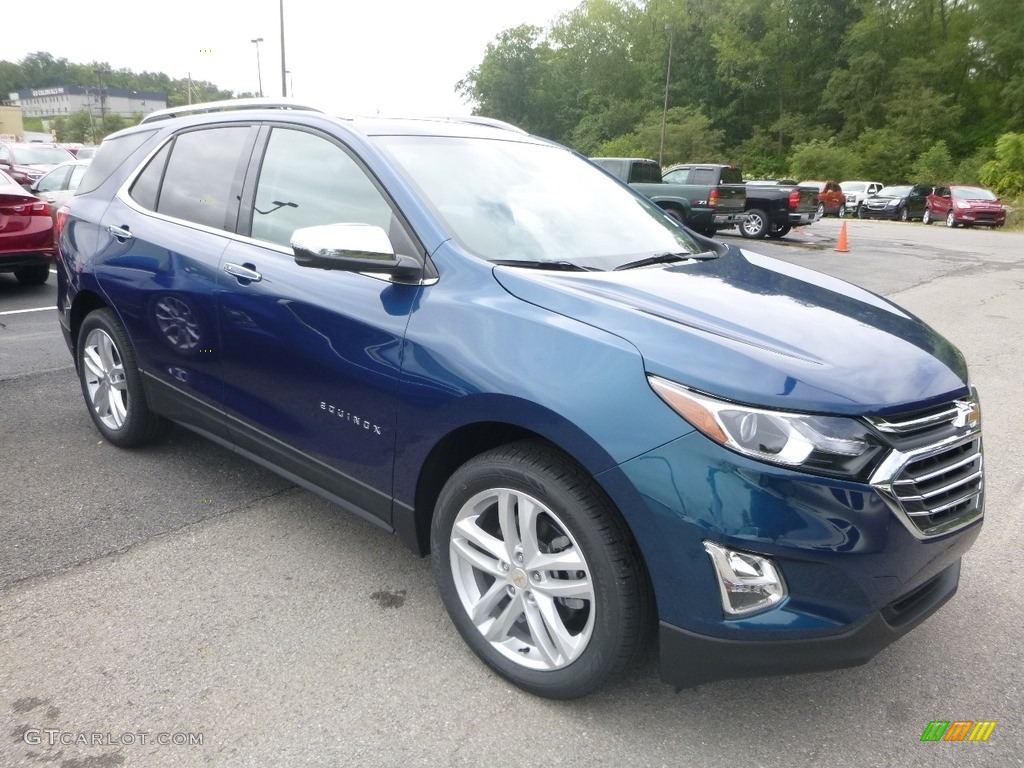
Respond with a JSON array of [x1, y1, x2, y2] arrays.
[[869, 393, 984, 539]]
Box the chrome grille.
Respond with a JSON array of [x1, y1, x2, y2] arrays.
[[869, 394, 984, 539]]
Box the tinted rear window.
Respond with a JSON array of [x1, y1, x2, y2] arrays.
[[720, 167, 743, 184], [77, 130, 157, 196], [629, 162, 662, 184]]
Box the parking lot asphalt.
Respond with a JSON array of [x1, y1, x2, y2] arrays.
[[1, 222, 1022, 767]]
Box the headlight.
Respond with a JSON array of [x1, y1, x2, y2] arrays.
[[886, 199, 899, 207], [648, 375, 886, 479]]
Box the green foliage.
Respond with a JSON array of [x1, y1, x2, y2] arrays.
[[910, 141, 955, 184], [595, 107, 725, 166], [979, 133, 1024, 197], [853, 128, 912, 181], [788, 139, 858, 181]]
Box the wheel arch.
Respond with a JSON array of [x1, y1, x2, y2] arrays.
[[68, 289, 112, 368]]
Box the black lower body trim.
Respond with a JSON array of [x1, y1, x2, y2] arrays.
[[660, 559, 961, 689]]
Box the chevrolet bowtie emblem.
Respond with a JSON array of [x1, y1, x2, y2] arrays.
[[952, 400, 978, 429]]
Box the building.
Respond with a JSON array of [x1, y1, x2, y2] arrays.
[[8, 86, 167, 120], [0, 105, 25, 141]]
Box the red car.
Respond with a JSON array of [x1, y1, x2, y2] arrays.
[[923, 185, 1007, 228], [802, 180, 846, 218], [0, 142, 76, 188], [0, 168, 55, 285]]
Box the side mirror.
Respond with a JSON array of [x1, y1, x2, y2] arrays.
[[291, 223, 422, 283]]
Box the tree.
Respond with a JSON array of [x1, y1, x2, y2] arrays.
[[911, 141, 956, 184], [979, 133, 1024, 196], [596, 107, 725, 165], [788, 139, 859, 181]]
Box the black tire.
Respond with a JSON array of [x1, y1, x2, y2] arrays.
[[766, 224, 792, 239], [740, 208, 769, 238], [922, 207, 933, 225], [431, 440, 653, 699], [663, 207, 685, 225], [856, 204, 864, 219], [899, 206, 909, 222], [815, 203, 825, 219], [76, 308, 170, 448], [946, 210, 957, 228], [14, 264, 50, 285], [838, 205, 846, 219]]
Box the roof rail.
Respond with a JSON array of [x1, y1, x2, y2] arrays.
[[429, 115, 528, 134], [141, 98, 323, 124]]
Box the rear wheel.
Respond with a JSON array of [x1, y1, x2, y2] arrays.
[[740, 209, 769, 238], [663, 207, 685, 225], [13, 265, 50, 285], [816, 203, 825, 219], [431, 441, 652, 699], [766, 224, 792, 239], [76, 308, 170, 447]]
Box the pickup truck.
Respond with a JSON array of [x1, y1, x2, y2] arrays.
[[741, 180, 820, 239], [591, 158, 747, 237]]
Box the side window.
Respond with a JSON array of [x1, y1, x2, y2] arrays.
[[77, 129, 157, 196], [37, 166, 71, 192], [68, 163, 89, 191], [156, 127, 252, 230], [249, 127, 393, 249], [662, 168, 688, 184], [690, 168, 715, 185], [129, 142, 172, 211]]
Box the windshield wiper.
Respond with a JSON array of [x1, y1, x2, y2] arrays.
[[614, 250, 719, 271], [490, 260, 602, 272]]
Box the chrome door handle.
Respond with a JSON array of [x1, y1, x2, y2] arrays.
[[223, 262, 263, 283], [107, 224, 133, 241]]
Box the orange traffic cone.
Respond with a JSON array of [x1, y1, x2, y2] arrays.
[[835, 221, 850, 253]]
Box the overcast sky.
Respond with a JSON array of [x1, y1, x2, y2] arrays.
[[5, 0, 581, 116]]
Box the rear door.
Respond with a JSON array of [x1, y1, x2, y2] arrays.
[[97, 124, 259, 433]]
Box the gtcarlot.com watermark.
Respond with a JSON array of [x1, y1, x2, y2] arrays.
[[24, 729, 203, 747]]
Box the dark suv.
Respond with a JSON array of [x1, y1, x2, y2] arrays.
[[56, 100, 985, 699]]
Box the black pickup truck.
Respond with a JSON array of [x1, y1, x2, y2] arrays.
[[591, 158, 747, 237], [741, 180, 820, 239]]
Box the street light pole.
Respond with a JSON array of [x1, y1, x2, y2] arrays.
[[251, 37, 264, 98], [659, 22, 675, 167], [280, 0, 288, 97]]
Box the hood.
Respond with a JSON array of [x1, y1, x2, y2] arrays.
[[493, 247, 967, 416]]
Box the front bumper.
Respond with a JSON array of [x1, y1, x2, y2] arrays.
[[659, 559, 961, 688], [601, 427, 983, 688]]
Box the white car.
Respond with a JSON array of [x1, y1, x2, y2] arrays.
[[840, 180, 884, 216]]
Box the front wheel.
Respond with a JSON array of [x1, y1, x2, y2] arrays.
[[740, 208, 769, 238], [76, 308, 170, 447], [922, 207, 933, 225], [899, 206, 909, 222], [816, 203, 825, 219], [946, 210, 957, 228], [431, 441, 652, 699], [838, 205, 846, 219]]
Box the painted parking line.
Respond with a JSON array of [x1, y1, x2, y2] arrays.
[[0, 306, 57, 316]]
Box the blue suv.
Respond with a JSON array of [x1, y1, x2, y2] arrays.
[[56, 101, 984, 699]]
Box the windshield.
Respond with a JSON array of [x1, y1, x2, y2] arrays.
[[14, 146, 74, 165], [841, 182, 867, 193], [877, 185, 911, 198], [952, 187, 997, 201], [374, 135, 702, 270]]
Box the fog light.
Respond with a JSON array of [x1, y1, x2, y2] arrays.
[[703, 542, 786, 617]]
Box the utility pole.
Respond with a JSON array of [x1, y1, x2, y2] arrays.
[[251, 38, 265, 97], [659, 23, 675, 167], [280, 0, 288, 97]]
